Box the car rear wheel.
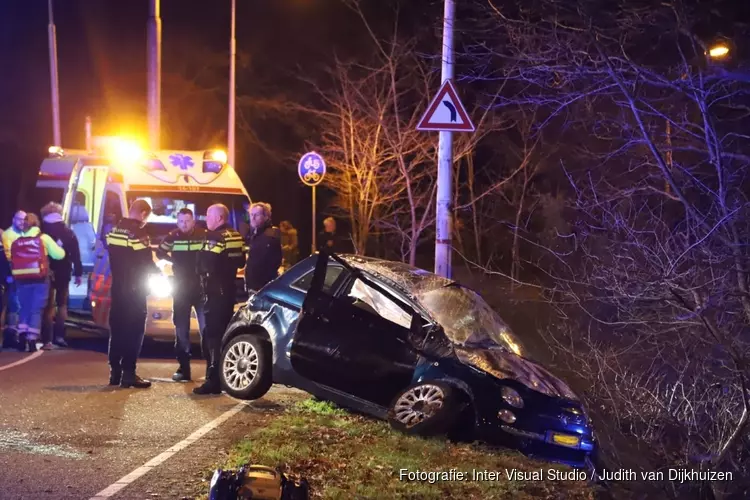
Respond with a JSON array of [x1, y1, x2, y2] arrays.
[[220, 334, 272, 400], [387, 382, 464, 437]]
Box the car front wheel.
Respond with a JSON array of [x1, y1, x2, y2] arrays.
[[387, 381, 464, 437], [220, 334, 272, 400]]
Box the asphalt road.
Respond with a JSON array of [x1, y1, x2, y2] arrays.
[[0, 331, 306, 500]]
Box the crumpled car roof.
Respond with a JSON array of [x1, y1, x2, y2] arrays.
[[340, 255, 453, 297]]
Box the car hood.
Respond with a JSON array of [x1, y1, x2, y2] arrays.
[[454, 345, 579, 401]]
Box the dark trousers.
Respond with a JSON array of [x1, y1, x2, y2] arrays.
[[42, 275, 69, 343], [202, 294, 234, 384], [108, 292, 147, 375], [173, 291, 205, 364]]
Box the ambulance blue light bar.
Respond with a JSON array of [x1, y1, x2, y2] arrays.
[[203, 150, 227, 173]]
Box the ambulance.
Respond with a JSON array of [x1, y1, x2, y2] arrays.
[[35, 136, 252, 341]]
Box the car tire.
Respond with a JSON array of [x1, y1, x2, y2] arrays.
[[387, 381, 464, 437], [220, 334, 272, 400]]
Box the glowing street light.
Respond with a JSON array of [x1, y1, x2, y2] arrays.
[[708, 44, 730, 59]]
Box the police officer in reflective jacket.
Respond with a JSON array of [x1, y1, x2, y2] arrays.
[[105, 199, 159, 388], [155, 207, 207, 382], [194, 203, 246, 395]]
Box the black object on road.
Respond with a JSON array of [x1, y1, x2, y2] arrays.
[[208, 464, 309, 500]]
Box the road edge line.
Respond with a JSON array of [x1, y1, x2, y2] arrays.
[[88, 401, 247, 499], [0, 350, 44, 371]]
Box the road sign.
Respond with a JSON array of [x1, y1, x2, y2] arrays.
[[298, 151, 326, 187], [416, 79, 475, 132]]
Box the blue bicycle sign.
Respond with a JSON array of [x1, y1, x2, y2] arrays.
[[297, 152, 326, 187]]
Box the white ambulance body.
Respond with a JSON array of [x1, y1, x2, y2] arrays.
[[35, 136, 251, 340]]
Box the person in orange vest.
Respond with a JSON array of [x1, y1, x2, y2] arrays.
[[9, 213, 65, 352]]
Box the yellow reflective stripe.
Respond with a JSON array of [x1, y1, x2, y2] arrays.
[[12, 268, 42, 275], [225, 239, 243, 249], [208, 242, 225, 254], [106, 236, 129, 247], [130, 242, 148, 251], [172, 242, 204, 251]]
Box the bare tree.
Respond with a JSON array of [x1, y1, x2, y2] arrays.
[[463, 0, 750, 497]]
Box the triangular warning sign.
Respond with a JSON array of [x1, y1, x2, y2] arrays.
[[416, 79, 475, 132]]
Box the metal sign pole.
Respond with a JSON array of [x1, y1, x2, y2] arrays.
[[298, 151, 326, 255], [312, 185, 317, 253]]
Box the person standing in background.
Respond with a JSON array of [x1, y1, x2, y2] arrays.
[[2, 211, 26, 346], [0, 229, 10, 352], [243, 202, 282, 292], [194, 204, 246, 395], [155, 208, 207, 382], [40, 202, 82, 349], [105, 200, 158, 388], [279, 220, 299, 271], [317, 216, 350, 254], [9, 213, 65, 352]]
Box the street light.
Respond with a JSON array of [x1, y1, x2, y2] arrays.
[[708, 44, 730, 59]]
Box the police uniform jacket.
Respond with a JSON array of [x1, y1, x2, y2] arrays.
[[156, 227, 207, 289], [105, 218, 158, 299], [197, 224, 246, 297]]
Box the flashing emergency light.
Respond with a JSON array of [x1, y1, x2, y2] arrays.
[[211, 150, 228, 163], [48, 146, 64, 157], [110, 139, 144, 164], [203, 149, 227, 174]]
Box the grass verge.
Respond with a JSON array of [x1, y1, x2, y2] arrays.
[[207, 398, 597, 499]]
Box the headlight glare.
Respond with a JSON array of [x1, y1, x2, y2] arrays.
[[501, 386, 524, 408], [148, 274, 172, 298]]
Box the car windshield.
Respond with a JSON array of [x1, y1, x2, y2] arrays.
[[416, 285, 527, 357], [126, 192, 251, 239]]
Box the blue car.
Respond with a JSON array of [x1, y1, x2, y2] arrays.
[[219, 252, 596, 466]]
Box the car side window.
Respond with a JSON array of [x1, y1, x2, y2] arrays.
[[292, 265, 345, 293], [345, 278, 413, 329]]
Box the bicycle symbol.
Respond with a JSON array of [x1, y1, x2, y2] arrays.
[[298, 153, 326, 186]]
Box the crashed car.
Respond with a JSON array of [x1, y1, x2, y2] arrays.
[[219, 252, 596, 465]]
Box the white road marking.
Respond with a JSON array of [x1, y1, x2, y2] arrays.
[[0, 350, 44, 372], [88, 401, 247, 499]]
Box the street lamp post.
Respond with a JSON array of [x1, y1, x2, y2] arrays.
[[147, 0, 162, 151], [47, 0, 61, 147], [228, 0, 237, 168]]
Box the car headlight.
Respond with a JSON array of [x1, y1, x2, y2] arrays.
[[501, 386, 524, 409], [148, 274, 172, 298]]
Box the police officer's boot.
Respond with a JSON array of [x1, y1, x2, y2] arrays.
[[120, 373, 152, 389], [109, 369, 122, 386], [172, 359, 191, 382], [193, 364, 221, 395]]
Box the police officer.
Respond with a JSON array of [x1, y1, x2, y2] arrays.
[[194, 203, 246, 395], [156, 207, 207, 382], [105, 199, 158, 388]]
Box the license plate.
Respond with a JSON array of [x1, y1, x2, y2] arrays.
[[551, 433, 580, 448]]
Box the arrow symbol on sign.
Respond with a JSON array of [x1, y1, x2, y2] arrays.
[[442, 100, 457, 122]]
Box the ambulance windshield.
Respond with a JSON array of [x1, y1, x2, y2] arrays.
[[126, 192, 251, 239]]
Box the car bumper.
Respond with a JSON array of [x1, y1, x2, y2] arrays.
[[476, 419, 595, 467], [144, 297, 243, 341]]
